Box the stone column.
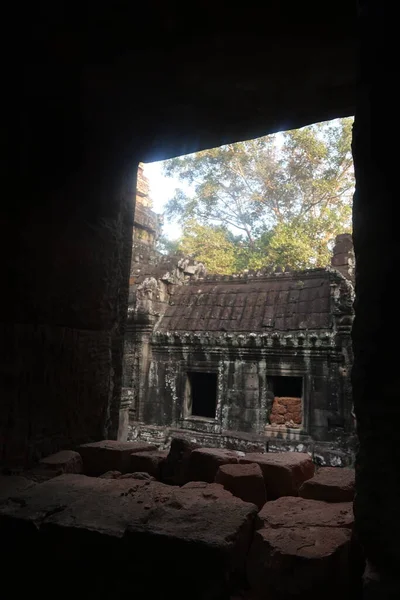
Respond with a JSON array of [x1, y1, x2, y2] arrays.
[[352, 0, 400, 595]]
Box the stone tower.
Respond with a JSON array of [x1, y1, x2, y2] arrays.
[[331, 233, 355, 283]]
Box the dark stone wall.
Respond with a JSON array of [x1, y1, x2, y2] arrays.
[[8, 6, 398, 592], [1, 77, 137, 465], [2, 2, 356, 469], [139, 336, 353, 449], [352, 0, 400, 593]]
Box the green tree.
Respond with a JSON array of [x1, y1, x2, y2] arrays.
[[163, 118, 354, 272], [156, 234, 180, 255], [176, 220, 237, 274]]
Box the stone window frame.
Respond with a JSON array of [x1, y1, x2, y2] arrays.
[[178, 363, 220, 425], [264, 367, 310, 435]]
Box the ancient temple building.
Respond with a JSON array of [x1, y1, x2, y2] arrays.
[[5, 4, 399, 596], [122, 171, 356, 464]]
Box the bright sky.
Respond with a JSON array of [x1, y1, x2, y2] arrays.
[[142, 161, 183, 239], [142, 132, 285, 241]]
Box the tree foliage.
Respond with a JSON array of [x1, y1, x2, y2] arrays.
[[176, 220, 237, 275], [163, 118, 354, 273]]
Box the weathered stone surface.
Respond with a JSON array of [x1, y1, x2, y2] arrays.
[[181, 481, 234, 501], [161, 436, 200, 485], [187, 448, 242, 483], [99, 471, 122, 479], [159, 275, 333, 333], [215, 463, 267, 509], [240, 452, 315, 499], [0, 474, 103, 545], [120, 472, 156, 481], [23, 466, 66, 483], [78, 440, 156, 476], [0, 473, 257, 597], [0, 475, 36, 503], [257, 496, 354, 530], [130, 450, 168, 479], [299, 466, 355, 502], [181, 480, 215, 489], [39, 450, 83, 474], [247, 525, 352, 599]]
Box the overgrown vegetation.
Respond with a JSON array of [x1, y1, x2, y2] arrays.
[[160, 118, 354, 273]]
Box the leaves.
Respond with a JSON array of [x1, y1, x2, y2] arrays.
[[175, 220, 237, 275], [162, 118, 354, 273]]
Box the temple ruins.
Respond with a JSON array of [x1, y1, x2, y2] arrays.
[[121, 167, 356, 466]]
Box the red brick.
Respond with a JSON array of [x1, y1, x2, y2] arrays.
[[270, 397, 302, 425]]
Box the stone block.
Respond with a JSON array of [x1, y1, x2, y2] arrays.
[[332, 253, 350, 266], [161, 436, 200, 485], [0, 475, 36, 503], [186, 448, 242, 483], [0, 474, 103, 546], [299, 466, 355, 502], [247, 525, 352, 599], [22, 468, 60, 484], [240, 452, 314, 499], [78, 440, 156, 475], [120, 472, 156, 481], [39, 450, 83, 474], [0, 473, 257, 598], [181, 481, 234, 500], [99, 471, 122, 479], [257, 496, 354, 529], [215, 463, 267, 509], [130, 450, 168, 479], [125, 486, 258, 589]]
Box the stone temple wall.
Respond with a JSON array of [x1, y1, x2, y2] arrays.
[[122, 243, 356, 464], [121, 169, 356, 464]]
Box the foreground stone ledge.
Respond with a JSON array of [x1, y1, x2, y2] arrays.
[[239, 452, 315, 499], [78, 440, 156, 475], [299, 466, 355, 502], [0, 473, 257, 596]]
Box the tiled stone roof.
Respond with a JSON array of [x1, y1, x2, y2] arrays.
[[157, 269, 334, 333]]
